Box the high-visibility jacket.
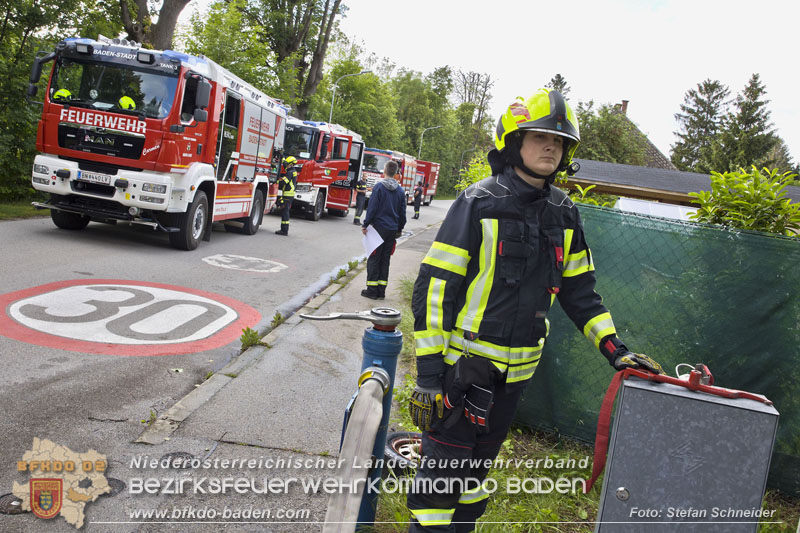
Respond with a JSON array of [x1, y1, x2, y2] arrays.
[[355, 178, 367, 195], [412, 165, 619, 386], [277, 169, 296, 198]]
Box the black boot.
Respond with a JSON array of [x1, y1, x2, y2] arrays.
[[361, 289, 379, 300], [275, 230, 288, 236]]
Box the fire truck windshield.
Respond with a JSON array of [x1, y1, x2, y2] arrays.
[[50, 59, 179, 120], [284, 126, 316, 159], [363, 153, 391, 173]]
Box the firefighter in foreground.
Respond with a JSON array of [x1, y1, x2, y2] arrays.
[[361, 160, 406, 299], [406, 88, 664, 532], [275, 156, 298, 236]]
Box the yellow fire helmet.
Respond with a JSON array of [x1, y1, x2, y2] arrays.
[[284, 156, 297, 165], [53, 88, 71, 101], [494, 88, 580, 177], [118, 95, 136, 110]]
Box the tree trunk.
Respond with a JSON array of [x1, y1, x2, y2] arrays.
[[295, 0, 340, 119], [120, 0, 190, 49]]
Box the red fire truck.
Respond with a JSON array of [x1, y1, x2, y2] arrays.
[[283, 118, 365, 220], [361, 148, 416, 203], [414, 160, 440, 205], [26, 36, 287, 250], [361, 147, 393, 200]]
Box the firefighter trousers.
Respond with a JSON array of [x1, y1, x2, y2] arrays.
[[407, 380, 523, 532], [354, 193, 366, 223], [413, 197, 422, 218], [365, 226, 396, 297], [277, 198, 292, 234]]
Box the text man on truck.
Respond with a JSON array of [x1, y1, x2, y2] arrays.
[[26, 36, 287, 250]]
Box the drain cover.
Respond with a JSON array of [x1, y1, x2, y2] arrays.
[[0, 493, 24, 515], [107, 478, 126, 497], [159, 452, 195, 469]]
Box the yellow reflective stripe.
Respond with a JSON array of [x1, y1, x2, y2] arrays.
[[415, 330, 448, 356], [459, 482, 493, 505], [426, 278, 446, 331], [564, 228, 574, 259], [449, 335, 543, 364], [422, 242, 470, 276], [563, 249, 593, 277], [377, 280, 387, 286], [366, 281, 379, 286], [507, 361, 541, 383], [410, 508, 455, 526], [456, 219, 497, 332], [583, 312, 616, 348]]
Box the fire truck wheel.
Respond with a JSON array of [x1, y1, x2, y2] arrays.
[[51, 209, 91, 230], [239, 190, 264, 235], [424, 196, 433, 206], [384, 431, 422, 477], [306, 190, 325, 221], [170, 191, 208, 250]]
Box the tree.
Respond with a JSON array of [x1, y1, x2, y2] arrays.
[[119, 0, 191, 49], [545, 73, 570, 96], [245, 0, 345, 118], [0, 0, 121, 201], [711, 73, 777, 172], [670, 79, 729, 172], [574, 101, 648, 165]]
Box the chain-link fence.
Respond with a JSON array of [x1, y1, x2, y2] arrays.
[[516, 204, 800, 496]]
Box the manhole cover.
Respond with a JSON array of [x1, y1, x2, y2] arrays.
[[107, 478, 126, 497], [159, 452, 195, 469], [0, 493, 24, 515]]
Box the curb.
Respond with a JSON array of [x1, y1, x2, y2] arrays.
[[134, 222, 440, 445]]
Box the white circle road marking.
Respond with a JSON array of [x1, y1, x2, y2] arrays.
[[0, 280, 261, 356], [9, 284, 237, 344], [202, 254, 288, 273]]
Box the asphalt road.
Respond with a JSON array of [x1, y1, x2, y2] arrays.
[[0, 199, 452, 530]]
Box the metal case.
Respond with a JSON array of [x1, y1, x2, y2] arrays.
[[595, 376, 779, 532]]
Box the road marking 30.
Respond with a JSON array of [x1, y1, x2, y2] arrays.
[[0, 280, 260, 356]]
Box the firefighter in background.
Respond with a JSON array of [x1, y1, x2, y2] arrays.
[[275, 156, 298, 236], [361, 160, 406, 300], [412, 181, 424, 219], [353, 174, 368, 225], [406, 88, 664, 532]]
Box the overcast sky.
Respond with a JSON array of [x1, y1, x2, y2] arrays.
[[183, 0, 800, 164]]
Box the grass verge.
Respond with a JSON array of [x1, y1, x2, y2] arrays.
[[0, 201, 47, 220], [372, 277, 800, 532]]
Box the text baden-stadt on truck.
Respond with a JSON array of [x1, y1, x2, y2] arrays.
[[26, 35, 288, 250], [283, 118, 365, 221]]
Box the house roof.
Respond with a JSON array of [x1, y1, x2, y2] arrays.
[[613, 100, 678, 171], [569, 158, 800, 206]]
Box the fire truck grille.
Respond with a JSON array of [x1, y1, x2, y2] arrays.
[[58, 124, 145, 160], [51, 194, 132, 220], [70, 180, 116, 198]]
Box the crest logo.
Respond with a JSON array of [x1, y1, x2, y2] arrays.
[[30, 478, 62, 519]]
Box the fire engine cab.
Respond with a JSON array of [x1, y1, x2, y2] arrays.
[[361, 147, 393, 200], [26, 36, 287, 250], [282, 118, 365, 221], [361, 148, 415, 202]]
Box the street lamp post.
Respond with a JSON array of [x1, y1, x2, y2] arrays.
[[328, 70, 371, 123], [418, 125, 443, 160], [459, 147, 478, 172]]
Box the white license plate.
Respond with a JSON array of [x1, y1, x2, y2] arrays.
[[77, 170, 112, 185]]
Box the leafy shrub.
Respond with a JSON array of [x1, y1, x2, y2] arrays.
[[689, 166, 800, 235]]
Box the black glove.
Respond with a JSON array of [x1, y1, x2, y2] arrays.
[[409, 384, 443, 431], [395, 230, 403, 238], [443, 356, 503, 433], [613, 351, 664, 374]]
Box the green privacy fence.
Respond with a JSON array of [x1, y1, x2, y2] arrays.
[[516, 204, 800, 496]]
